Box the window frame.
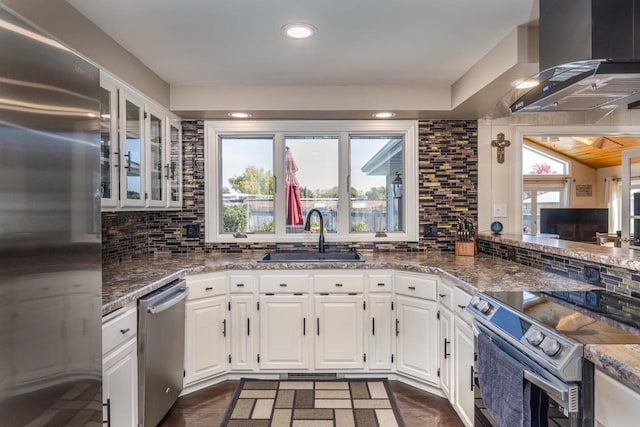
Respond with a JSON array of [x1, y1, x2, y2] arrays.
[[205, 120, 419, 243]]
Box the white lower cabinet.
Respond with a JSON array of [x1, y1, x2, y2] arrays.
[[396, 295, 439, 385], [184, 295, 227, 385], [103, 338, 137, 427], [230, 294, 256, 371], [453, 318, 475, 427], [315, 294, 364, 370], [368, 293, 393, 370], [102, 306, 137, 427], [438, 306, 454, 401], [259, 294, 311, 370], [594, 368, 640, 427]]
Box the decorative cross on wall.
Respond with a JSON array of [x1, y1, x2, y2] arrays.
[[491, 132, 511, 164]]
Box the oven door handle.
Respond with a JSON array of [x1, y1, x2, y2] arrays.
[[523, 369, 570, 407]]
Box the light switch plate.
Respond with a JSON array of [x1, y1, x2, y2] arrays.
[[493, 203, 507, 218]]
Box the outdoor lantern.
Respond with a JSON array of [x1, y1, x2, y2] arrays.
[[392, 172, 403, 198]]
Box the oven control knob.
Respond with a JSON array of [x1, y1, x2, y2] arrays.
[[539, 337, 562, 357], [477, 300, 492, 314], [526, 330, 545, 346]]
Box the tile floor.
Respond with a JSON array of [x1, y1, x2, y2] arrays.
[[159, 380, 464, 427]]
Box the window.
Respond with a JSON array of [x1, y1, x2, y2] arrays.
[[205, 120, 418, 243], [522, 144, 570, 234]]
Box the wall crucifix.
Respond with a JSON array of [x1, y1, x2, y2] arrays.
[[491, 132, 511, 164]]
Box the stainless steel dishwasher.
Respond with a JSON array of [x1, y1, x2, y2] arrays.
[[138, 280, 188, 427]]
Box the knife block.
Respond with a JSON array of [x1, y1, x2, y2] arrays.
[[455, 239, 477, 256]]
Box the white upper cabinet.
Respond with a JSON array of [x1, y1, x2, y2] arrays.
[[145, 104, 166, 208], [99, 75, 119, 209], [119, 89, 145, 208], [167, 119, 182, 208], [100, 71, 182, 210]]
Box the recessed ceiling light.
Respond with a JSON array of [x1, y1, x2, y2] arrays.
[[282, 23, 317, 39], [513, 79, 539, 89], [228, 112, 251, 119], [372, 112, 396, 119]]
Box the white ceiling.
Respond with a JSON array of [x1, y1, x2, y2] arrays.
[[66, 0, 538, 88]]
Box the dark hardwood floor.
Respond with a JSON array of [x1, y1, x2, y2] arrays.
[[159, 380, 464, 427]]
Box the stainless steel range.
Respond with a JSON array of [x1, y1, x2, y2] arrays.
[[468, 289, 640, 427]]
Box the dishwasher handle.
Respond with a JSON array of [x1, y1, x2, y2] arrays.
[[148, 288, 188, 314]]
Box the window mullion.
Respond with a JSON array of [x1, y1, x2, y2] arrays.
[[337, 131, 351, 239], [273, 132, 286, 238]]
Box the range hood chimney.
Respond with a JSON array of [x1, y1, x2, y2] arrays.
[[510, 0, 640, 113]]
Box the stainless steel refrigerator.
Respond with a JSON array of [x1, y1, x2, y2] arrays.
[[0, 4, 102, 425]]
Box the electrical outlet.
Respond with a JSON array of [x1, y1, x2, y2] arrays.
[[423, 224, 437, 238], [185, 224, 200, 238]]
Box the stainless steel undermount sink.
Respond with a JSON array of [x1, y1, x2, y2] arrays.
[[257, 251, 365, 263]]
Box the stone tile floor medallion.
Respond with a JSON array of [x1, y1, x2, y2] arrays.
[[221, 378, 406, 427]]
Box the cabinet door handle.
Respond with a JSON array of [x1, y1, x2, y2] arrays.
[[457, 304, 467, 310], [444, 338, 450, 359], [236, 283, 245, 287], [439, 293, 446, 298], [119, 328, 130, 334], [335, 283, 343, 287], [372, 318, 375, 336], [470, 366, 475, 391], [103, 398, 111, 426], [247, 318, 250, 336], [303, 318, 306, 336], [395, 319, 400, 336], [377, 283, 385, 287], [408, 286, 416, 290], [222, 319, 226, 337], [280, 283, 287, 287], [317, 318, 320, 336], [205, 287, 213, 291]]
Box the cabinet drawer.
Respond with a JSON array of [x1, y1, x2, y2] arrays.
[[368, 273, 393, 293], [314, 273, 364, 293], [186, 273, 226, 300], [437, 280, 453, 310], [260, 274, 310, 293], [102, 306, 137, 355], [453, 287, 473, 325], [229, 274, 256, 293], [395, 273, 437, 300]]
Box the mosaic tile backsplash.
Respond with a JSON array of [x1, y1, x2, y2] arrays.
[[478, 240, 640, 299], [102, 119, 478, 263]]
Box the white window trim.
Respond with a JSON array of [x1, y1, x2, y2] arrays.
[[204, 120, 419, 243]]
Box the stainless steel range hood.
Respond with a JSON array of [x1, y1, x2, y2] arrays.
[[510, 0, 640, 113], [510, 60, 640, 113]]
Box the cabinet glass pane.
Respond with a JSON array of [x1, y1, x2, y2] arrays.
[[220, 137, 274, 233], [284, 136, 339, 234], [149, 113, 163, 202], [169, 124, 180, 203], [350, 136, 404, 233], [100, 87, 112, 199], [124, 100, 142, 200]]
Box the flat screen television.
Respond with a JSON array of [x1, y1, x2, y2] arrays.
[[540, 208, 608, 242]]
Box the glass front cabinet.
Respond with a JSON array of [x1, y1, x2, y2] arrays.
[[100, 72, 182, 210]]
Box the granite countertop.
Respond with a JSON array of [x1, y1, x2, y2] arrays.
[[102, 250, 640, 392], [102, 251, 597, 315], [478, 232, 640, 272]]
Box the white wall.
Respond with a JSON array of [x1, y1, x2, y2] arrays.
[[479, 108, 640, 234]]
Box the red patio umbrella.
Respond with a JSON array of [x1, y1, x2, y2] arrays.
[[285, 147, 303, 226]]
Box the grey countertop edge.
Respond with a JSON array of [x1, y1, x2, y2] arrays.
[[585, 345, 640, 394], [101, 269, 185, 315], [478, 232, 640, 272]]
